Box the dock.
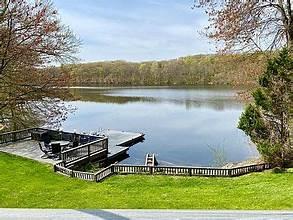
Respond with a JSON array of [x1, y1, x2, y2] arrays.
[[0, 128, 144, 166], [99, 129, 144, 160]]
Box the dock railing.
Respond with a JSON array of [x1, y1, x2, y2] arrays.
[[33, 128, 100, 144], [0, 127, 101, 145], [0, 128, 37, 145], [60, 137, 108, 166], [54, 163, 271, 182]]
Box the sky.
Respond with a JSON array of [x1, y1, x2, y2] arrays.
[[52, 0, 215, 62]]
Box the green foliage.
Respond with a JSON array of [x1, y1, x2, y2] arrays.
[[238, 104, 268, 139], [257, 142, 283, 164], [272, 167, 286, 173], [0, 153, 292, 209], [238, 49, 293, 167], [252, 88, 271, 111]]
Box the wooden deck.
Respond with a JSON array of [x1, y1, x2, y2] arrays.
[[99, 129, 144, 160], [0, 140, 62, 164], [0, 129, 144, 165]]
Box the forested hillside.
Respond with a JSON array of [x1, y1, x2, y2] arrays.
[[62, 53, 268, 87]]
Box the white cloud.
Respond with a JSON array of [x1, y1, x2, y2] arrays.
[[53, 0, 215, 62]]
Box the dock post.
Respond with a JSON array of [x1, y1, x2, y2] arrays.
[[228, 169, 232, 177], [150, 166, 154, 175]]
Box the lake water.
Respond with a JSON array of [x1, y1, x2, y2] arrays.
[[63, 87, 258, 167]]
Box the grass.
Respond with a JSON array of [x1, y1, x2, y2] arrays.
[[0, 152, 292, 210]]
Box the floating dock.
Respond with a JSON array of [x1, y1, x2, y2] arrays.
[[99, 129, 144, 160]]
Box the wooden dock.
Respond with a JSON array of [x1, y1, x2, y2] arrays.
[[0, 128, 144, 166], [98, 129, 144, 160]]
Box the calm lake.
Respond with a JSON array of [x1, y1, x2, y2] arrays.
[[63, 87, 258, 167]]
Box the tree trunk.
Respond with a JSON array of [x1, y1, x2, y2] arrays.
[[288, 0, 293, 52], [288, 20, 293, 51]]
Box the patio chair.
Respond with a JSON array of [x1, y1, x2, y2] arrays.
[[39, 142, 57, 159]]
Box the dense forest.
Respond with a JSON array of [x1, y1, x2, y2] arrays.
[[62, 53, 268, 87]]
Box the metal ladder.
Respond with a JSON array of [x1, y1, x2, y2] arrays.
[[145, 153, 158, 166]]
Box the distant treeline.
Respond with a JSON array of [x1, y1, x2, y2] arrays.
[[61, 53, 268, 87]]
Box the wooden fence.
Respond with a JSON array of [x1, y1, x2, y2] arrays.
[[54, 163, 271, 182], [54, 162, 114, 182], [115, 164, 271, 177], [95, 165, 114, 182]]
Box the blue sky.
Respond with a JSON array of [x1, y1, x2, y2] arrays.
[[52, 0, 215, 62]]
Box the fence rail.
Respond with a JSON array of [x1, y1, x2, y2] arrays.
[[54, 162, 271, 182], [60, 138, 108, 166], [0, 127, 102, 145], [72, 171, 96, 181], [54, 162, 73, 177], [95, 165, 114, 182], [33, 128, 100, 144], [0, 128, 38, 145], [113, 164, 271, 177]]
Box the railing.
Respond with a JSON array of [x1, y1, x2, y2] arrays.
[[54, 162, 271, 182], [60, 137, 108, 166], [33, 128, 100, 144], [114, 164, 151, 174], [1, 127, 109, 170], [0, 128, 37, 145], [114, 165, 229, 176], [0, 127, 101, 145], [114, 164, 271, 177], [230, 163, 270, 176], [72, 171, 96, 181], [54, 162, 113, 182], [95, 165, 114, 182], [54, 161, 96, 181]]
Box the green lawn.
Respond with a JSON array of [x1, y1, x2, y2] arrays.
[[0, 152, 292, 210]]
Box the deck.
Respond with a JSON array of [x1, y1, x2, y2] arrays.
[[0, 140, 61, 164], [0, 129, 144, 165], [99, 129, 144, 160]]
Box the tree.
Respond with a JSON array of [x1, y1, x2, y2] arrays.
[[238, 49, 292, 167], [0, 0, 80, 130], [194, 0, 293, 52]]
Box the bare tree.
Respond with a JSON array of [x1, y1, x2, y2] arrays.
[[194, 0, 293, 52], [0, 0, 80, 130]]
